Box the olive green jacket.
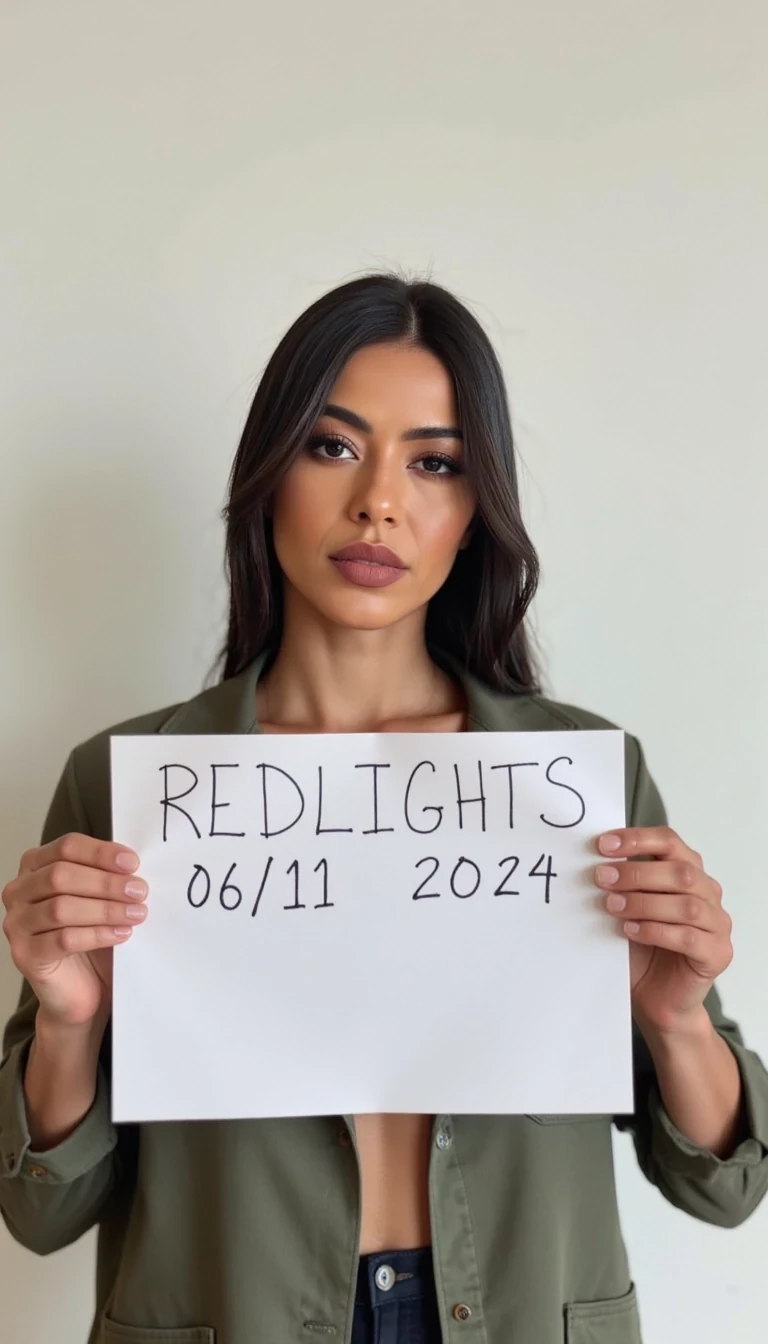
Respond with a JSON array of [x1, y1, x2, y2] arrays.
[[2, 652, 768, 1344]]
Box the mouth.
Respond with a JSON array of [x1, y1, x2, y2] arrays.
[[328, 542, 407, 589]]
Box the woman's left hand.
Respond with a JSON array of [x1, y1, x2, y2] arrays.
[[595, 827, 733, 1034]]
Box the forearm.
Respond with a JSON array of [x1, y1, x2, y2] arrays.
[[23, 1009, 108, 1151], [639, 1004, 748, 1158]]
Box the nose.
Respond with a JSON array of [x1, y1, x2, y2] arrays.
[[346, 454, 402, 528]]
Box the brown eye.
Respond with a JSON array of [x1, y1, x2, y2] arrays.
[[307, 433, 356, 462], [412, 453, 462, 477]]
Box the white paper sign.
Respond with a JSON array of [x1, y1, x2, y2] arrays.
[[110, 730, 630, 1122]]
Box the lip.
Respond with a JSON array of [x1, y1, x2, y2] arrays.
[[330, 542, 405, 568], [328, 541, 407, 589]]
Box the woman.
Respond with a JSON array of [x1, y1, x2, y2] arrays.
[[1, 271, 767, 1344]]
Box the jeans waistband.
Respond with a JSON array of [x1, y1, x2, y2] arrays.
[[355, 1247, 435, 1308]]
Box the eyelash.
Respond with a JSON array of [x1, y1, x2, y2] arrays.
[[306, 433, 464, 477]]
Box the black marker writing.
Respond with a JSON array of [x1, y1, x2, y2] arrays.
[[284, 859, 306, 910], [316, 766, 353, 835], [160, 764, 201, 841], [490, 762, 539, 828], [404, 761, 443, 834], [412, 856, 441, 899], [210, 764, 245, 838], [540, 756, 586, 829], [257, 763, 305, 839], [450, 856, 481, 898], [356, 763, 394, 835], [453, 761, 486, 831], [187, 863, 210, 907], [250, 857, 273, 917], [313, 858, 334, 908]]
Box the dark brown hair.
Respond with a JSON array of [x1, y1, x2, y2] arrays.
[[212, 269, 541, 694]]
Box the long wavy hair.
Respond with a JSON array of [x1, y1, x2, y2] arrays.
[[211, 269, 542, 694]]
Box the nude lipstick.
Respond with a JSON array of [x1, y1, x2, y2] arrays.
[[328, 542, 407, 589]]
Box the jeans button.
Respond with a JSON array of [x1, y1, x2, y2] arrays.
[[375, 1264, 396, 1291]]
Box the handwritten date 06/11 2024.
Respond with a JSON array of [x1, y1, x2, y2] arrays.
[[185, 853, 559, 917]]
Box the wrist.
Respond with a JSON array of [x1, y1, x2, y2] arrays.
[[25, 1010, 107, 1151], [34, 1006, 108, 1055], [635, 1003, 714, 1058], [635, 1005, 746, 1157]]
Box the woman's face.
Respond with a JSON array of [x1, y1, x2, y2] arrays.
[[271, 342, 476, 634]]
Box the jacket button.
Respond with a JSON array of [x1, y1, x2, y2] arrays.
[[25, 1163, 48, 1180], [452, 1303, 472, 1322], [435, 1128, 452, 1150], [338, 1127, 352, 1148]]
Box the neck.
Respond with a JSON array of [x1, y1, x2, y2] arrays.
[[257, 591, 462, 733]]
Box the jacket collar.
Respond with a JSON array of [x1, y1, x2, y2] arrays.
[[158, 646, 547, 738]]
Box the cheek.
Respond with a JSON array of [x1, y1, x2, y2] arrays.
[[271, 469, 329, 567], [273, 471, 314, 534], [414, 492, 474, 566]]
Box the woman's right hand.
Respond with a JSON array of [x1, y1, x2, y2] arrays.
[[1, 834, 148, 1027]]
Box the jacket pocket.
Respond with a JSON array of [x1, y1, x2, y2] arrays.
[[101, 1316, 215, 1344], [527, 1113, 609, 1125], [565, 1282, 642, 1343]]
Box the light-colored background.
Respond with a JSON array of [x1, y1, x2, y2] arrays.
[[1, 2, 766, 1341]]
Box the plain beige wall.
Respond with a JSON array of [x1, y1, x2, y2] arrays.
[[1, 2, 766, 1340]]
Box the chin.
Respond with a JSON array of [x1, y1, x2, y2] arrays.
[[312, 591, 418, 633], [323, 603, 411, 633]]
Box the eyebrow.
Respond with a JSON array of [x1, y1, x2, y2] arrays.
[[322, 402, 463, 442]]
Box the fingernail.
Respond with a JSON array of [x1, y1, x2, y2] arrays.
[[114, 927, 133, 938], [116, 852, 139, 872], [606, 893, 627, 913], [125, 880, 147, 898], [625, 921, 640, 934], [596, 865, 619, 885], [125, 905, 147, 922], [599, 834, 622, 853]]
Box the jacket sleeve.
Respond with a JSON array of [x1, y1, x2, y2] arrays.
[[0, 750, 119, 1255], [614, 735, 768, 1228]]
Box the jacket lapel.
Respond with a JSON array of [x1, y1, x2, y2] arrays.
[[157, 652, 271, 737]]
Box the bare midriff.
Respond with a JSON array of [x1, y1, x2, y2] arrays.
[[261, 703, 466, 1250], [353, 1112, 434, 1251]]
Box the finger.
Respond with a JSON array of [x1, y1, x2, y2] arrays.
[[29, 925, 134, 962], [19, 860, 148, 908], [18, 833, 140, 877], [623, 920, 731, 978], [24, 894, 148, 935], [604, 889, 723, 932], [596, 859, 721, 904], [597, 826, 702, 867]]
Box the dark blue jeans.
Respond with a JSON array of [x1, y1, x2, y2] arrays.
[[352, 1247, 443, 1344]]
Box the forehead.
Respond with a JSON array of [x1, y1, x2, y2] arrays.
[[327, 343, 458, 425]]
